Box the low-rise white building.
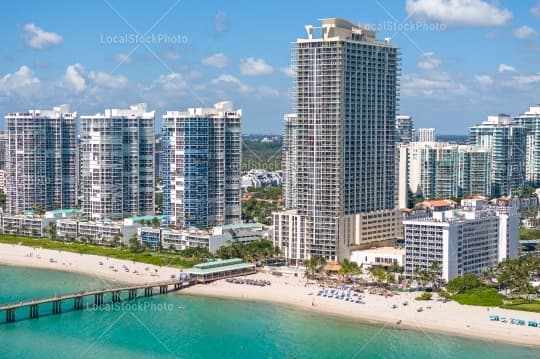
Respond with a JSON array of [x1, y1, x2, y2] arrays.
[[403, 199, 519, 282], [56, 217, 142, 244], [0, 209, 81, 237], [241, 169, 283, 191], [140, 222, 269, 253], [350, 247, 405, 269]]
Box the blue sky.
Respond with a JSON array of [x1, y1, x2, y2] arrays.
[[0, 0, 539, 134]]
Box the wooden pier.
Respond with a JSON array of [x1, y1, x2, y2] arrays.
[[0, 279, 196, 324]]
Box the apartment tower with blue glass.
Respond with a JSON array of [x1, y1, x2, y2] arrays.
[[469, 114, 527, 197], [514, 104, 540, 186], [162, 101, 241, 228]]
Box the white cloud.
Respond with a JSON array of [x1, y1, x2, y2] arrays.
[[115, 53, 133, 64], [402, 72, 469, 98], [211, 74, 251, 93], [280, 66, 296, 78], [201, 53, 229, 68], [63, 64, 86, 93], [151, 73, 188, 94], [23, 23, 63, 50], [0, 66, 40, 96], [417, 52, 442, 70], [474, 74, 493, 86], [62, 64, 130, 94], [240, 57, 273, 76], [406, 0, 512, 27], [513, 26, 537, 40], [512, 73, 540, 86], [532, 3, 540, 18], [88, 72, 128, 89], [498, 64, 516, 73]]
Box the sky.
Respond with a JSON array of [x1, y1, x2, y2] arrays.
[[0, 0, 539, 134]]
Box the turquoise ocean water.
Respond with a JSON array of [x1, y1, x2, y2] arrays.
[[0, 265, 539, 359]]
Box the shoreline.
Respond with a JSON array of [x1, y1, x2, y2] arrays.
[[183, 288, 540, 349], [1, 242, 539, 348], [181, 273, 540, 348]]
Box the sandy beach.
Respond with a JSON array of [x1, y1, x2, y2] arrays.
[[0, 243, 180, 286], [1, 242, 539, 347], [182, 272, 540, 348]]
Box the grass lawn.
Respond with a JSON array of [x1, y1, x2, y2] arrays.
[[0, 234, 201, 268], [500, 298, 540, 313], [452, 287, 503, 307], [519, 228, 540, 241]]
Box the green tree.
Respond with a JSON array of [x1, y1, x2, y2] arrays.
[[151, 217, 160, 227], [371, 267, 389, 286], [155, 192, 163, 214], [111, 234, 122, 248], [303, 255, 327, 278], [444, 274, 481, 295], [338, 259, 361, 280], [46, 222, 57, 240], [128, 234, 142, 253], [428, 261, 442, 291]]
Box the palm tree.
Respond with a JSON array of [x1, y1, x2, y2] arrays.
[[111, 234, 122, 248], [371, 267, 389, 286], [303, 255, 327, 279], [46, 222, 57, 240], [413, 267, 430, 289], [428, 261, 442, 291], [338, 259, 361, 281]]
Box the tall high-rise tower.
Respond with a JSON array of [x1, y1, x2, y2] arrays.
[[469, 114, 526, 197], [5, 105, 77, 214], [274, 18, 402, 263], [282, 113, 298, 209], [514, 105, 540, 186], [396, 115, 414, 143], [162, 101, 242, 228], [80, 103, 155, 220], [417, 128, 436, 142]]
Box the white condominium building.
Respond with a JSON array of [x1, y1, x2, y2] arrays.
[[403, 199, 518, 282], [5, 105, 77, 214], [398, 142, 491, 208], [162, 101, 242, 228], [417, 128, 435, 142], [80, 103, 155, 220], [396, 115, 414, 144], [273, 18, 402, 263], [469, 114, 527, 197], [514, 104, 540, 186]]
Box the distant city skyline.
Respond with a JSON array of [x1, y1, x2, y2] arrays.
[[0, 1, 539, 134]]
